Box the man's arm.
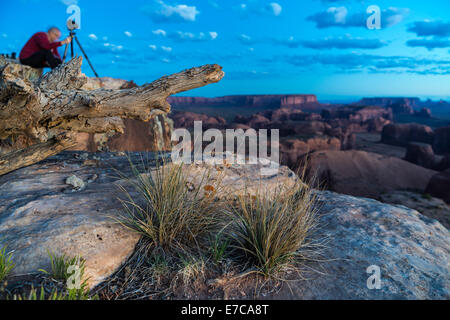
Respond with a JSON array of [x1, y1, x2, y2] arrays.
[[35, 32, 61, 50]]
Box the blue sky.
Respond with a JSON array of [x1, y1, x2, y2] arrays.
[[1, 0, 450, 101]]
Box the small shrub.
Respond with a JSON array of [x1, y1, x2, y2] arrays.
[[177, 254, 206, 287], [117, 160, 223, 250], [0, 245, 15, 282], [148, 253, 170, 287], [13, 285, 96, 300], [210, 232, 230, 265], [226, 179, 318, 277], [39, 250, 86, 282]]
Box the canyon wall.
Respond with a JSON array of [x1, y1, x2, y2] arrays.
[[167, 94, 318, 108]]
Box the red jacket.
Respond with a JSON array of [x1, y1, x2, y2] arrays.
[[19, 32, 62, 60]]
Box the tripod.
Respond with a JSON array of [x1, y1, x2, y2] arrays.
[[62, 29, 99, 77]]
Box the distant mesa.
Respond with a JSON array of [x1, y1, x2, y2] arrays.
[[356, 97, 435, 118], [358, 97, 421, 108], [167, 94, 318, 108]]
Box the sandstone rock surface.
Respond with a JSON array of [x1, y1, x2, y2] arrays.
[[0, 152, 142, 287], [286, 191, 449, 299], [1, 152, 448, 299], [379, 190, 450, 229]]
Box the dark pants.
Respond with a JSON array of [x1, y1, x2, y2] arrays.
[[20, 50, 62, 69]]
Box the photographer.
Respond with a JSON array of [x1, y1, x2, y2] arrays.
[[19, 27, 71, 69]]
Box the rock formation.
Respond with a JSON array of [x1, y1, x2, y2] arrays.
[[435, 156, 450, 171], [404, 142, 436, 169], [0, 57, 224, 175], [433, 126, 450, 155], [303, 150, 437, 198], [381, 123, 434, 147], [425, 169, 450, 204], [414, 107, 432, 118], [358, 97, 420, 111], [280, 137, 341, 169], [170, 111, 227, 129]]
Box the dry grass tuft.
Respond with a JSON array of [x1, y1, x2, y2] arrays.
[[116, 158, 224, 251], [225, 177, 319, 278]]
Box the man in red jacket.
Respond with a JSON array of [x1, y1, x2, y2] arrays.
[[19, 27, 71, 69]]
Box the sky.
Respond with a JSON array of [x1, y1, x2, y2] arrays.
[[0, 0, 450, 101]]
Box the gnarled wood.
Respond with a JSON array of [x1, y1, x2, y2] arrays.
[[0, 57, 224, 175], [0, 133, 77, 176]]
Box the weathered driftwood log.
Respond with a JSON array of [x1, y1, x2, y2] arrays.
[[0, 57, 224, 175]]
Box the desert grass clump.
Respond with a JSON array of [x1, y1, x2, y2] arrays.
[[0, 245, 15, 282], [13, 285, 95, 300], [176, 254, 206, 287], [117, 159, 224, 251], [210, 231, 231, 265], [226, 179, 318, 277], [36, 251, 95, 300], [39, 250, 86, 282]]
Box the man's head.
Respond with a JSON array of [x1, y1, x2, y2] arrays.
[[47, 27, 61, 43]]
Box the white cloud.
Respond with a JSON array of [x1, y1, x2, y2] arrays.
[[124, 31, 132, 37], [328, 7, 348, 24], [60, 0, 78, 5], [162, 58, 171, 63], [269, 3, 282, 16], [149, 44, 157, 50], [153, 29, 167, 37], [155, 0, 199, 22], [209, 31, 218, 40], [241, 34, 251, 41], [208, 0, 219, 8], [169, 31, 218, 41], [175, 31, 195, 40], [237, 2, 282, 17], [161, 46, 173, 52], [88, 34, 98, 40], [103, 42, 123, 52]]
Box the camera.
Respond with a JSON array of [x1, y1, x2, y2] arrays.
[[66, 18, 79, 31]]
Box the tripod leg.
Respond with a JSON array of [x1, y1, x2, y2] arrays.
[[73, 36, 99, 78], [70, 38, 74, 59], [62, 43, 69, 62]]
